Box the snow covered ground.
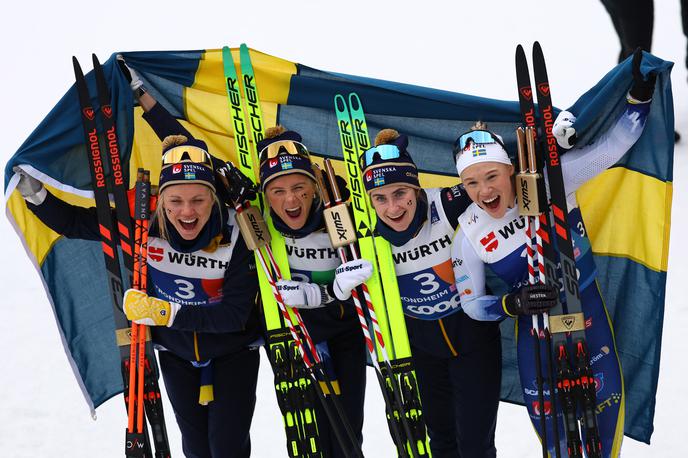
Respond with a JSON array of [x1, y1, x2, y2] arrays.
[[1, 1, 685, 456]]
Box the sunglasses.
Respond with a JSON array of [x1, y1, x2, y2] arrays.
[[258, 140, 310, 165], [162, 145, 213, 169], [359, 144, 402, 169], [453, 130, 506, 162]]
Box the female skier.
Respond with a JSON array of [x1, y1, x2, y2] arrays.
[[16, 134, 261, 458], [450, 49, 655, 458], [359, 128, 500, 457], [257, 126, 371, 457]]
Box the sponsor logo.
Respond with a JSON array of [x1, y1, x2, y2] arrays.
[[172, 164, 182, 174], [480, 231, 498, 252], [590, 346, 610, 366], [269, 158, 278, 168], [365, 171, 373, 182], [532, 400, 552, 416], [285, 245, 338, 260], [497, 216, 526, 239], [83, 107, 95, 121], [519, 86, 533, 101], [430, 202, 441, 225], [452, 258, 463, 268], [596, 392, 622, 415], [467, 213, 478, 225], [455, 274, 469, 283], [167, 251, 230, 270], [149, 246, 164, 262], [392, 235, 451, 264], [585, 317, 593, 329], [102, 104, 113, 119], [459, 288, 472, 297]]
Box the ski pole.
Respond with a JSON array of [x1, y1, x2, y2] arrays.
[[314, 161, 410, 457]]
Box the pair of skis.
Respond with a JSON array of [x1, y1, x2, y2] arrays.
[[515, 42, 602, 458], [221, 45, 363, 458], [73, 55, 170, 457], [334, 93, 430, 457]]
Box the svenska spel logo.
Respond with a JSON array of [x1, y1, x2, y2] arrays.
[[172, 164, 182, 174]]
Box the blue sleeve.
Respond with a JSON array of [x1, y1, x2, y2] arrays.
[[170, 235, 259, 333], [142, 102, 193, 141], [440, 184, 473, 230], [27, 191, 102, 241], [452, 226, 507, 321]]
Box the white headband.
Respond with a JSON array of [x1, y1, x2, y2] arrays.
[[455, 142, 512, 176]]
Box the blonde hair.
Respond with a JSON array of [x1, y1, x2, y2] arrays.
[[153, 186, 222, 241]]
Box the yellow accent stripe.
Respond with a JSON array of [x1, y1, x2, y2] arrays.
[[438, 318, 458, 357], [193, 332, 201, 362], [577, 167, 671, 273], [502, 295, 517, 317]]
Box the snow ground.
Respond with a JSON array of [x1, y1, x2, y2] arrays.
[[1, 1, 685, 456]]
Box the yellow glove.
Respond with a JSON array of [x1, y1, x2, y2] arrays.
[[123, 289, 179, 327]]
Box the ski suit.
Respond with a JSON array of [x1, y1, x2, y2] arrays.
[[26, 190, 261, 458], [378, 185, 501, 458], [451, 98, 651, 457], [271, 199, 367, 458]]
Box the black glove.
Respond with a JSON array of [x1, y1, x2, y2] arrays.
[[503, 283, 558, 316], [216, 161, 258, 205], [629, 48, 656, 101]]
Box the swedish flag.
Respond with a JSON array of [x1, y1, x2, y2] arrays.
[[3, 47, 673, 443]]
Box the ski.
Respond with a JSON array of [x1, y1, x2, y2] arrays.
[[221, 45, 320, 458], [335, 93, 430, 457], [515, 44, 562, 458], [515, 42, 603, 458], [74, 57, 157, 457], [313, 159, 409, 457], [224, 45, 363, 458], [92, 55, 171, 458]]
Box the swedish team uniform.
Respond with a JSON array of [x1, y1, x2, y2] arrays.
[[451, 99, 651, 457]]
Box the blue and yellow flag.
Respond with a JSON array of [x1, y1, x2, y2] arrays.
[[3, 48, 673, 443]]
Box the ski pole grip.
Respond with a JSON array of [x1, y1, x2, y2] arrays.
[[319, 159, 357, 248], [235, 205, 271, 251], [313, 163, 332, 207], [516, 127, 545, 216]]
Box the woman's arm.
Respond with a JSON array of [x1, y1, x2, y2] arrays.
[[561, 99, 651, 196]]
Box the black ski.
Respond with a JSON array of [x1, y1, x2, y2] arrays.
[[516, 43, 605, 458], [531, 42, 602, 458], [92, 54, 171, 458], [74, 56, 170, 457]]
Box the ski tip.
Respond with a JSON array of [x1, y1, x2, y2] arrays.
[[533, 41, 543, 53], [72, 56, 83, 75], [240, 43, 248, 51], [334, 94, 346, 111], [348, 93, 361, 110], [92, 53, 101, 67]]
